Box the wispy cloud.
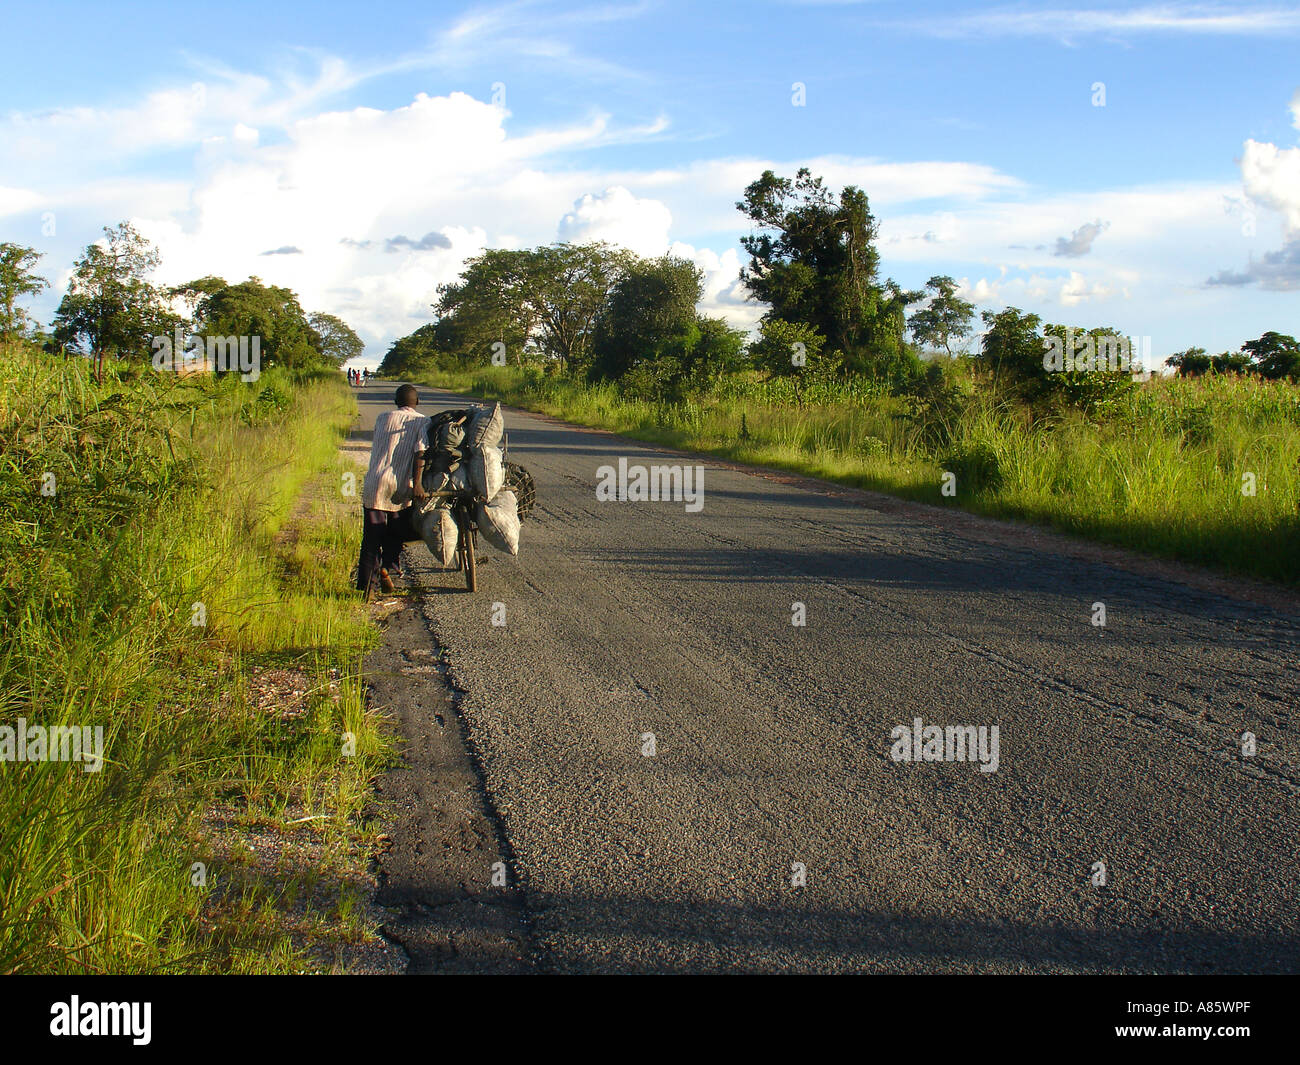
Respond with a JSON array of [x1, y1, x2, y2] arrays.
[[379, 0, 656, 84], [887, 4, 1300, 40]]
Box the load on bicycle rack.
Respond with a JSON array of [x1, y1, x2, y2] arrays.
[[412, 401, 536, 593]]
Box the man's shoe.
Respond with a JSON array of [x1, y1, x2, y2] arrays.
[[379, 569, 397, 594]]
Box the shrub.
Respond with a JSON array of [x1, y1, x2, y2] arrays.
[[940, 438, 1004, 495]]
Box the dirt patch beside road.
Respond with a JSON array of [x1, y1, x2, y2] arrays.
[[366, 594, 536, 973]]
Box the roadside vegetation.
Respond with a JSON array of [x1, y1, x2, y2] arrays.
[[0, 225, 389, 972], [381, 168, 1300, 586]]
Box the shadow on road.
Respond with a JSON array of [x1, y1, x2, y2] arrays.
[[446, 887, 1300, 974]]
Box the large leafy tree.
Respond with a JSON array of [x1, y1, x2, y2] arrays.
[[169, 275, 227, 322], [1041, 322, 1136, 412], [1165, 347, 1212, 377], [524, 242, 632, 372], [737, 168, 917, 375], [908, 275, 975, 356], [181, 276, 324, 369], [52, 223, 176, 366], [309, 312, 364, 366], [387, 241, 735, 392], [430, 243, 632, 371], [977, 307, 1045, 398], [1169, 334, 1299, 380], [1242, 331, 1300, 381], [433, 249, 538, 365], [1166, 347, 1252, 377], [750, 318, 831, 378], [0, 243, 49, 342], [589, 254, 703, 382], [688, 315, 749, 383]]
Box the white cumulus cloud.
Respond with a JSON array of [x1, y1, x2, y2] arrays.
[[557, 186, 673, 257]]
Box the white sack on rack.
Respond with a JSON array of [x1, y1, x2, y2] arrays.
[[467, 402, 504, 449], [475, 490, 520, 555], [414, 504, 459, 567], [469, 445, 505, 500]]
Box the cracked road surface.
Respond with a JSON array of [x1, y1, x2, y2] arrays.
[[356, 382, 1300, 974]]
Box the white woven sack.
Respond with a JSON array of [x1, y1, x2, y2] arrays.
[[475, 490, 520, 555], [469, 445, 505, 500]]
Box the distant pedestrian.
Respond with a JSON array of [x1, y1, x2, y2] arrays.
[[356, 384, 429, 598]]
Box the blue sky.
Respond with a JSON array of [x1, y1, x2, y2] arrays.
[[3, 0, 1298, 366]]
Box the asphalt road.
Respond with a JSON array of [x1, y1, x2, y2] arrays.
[[355, 381, 1300, 974]]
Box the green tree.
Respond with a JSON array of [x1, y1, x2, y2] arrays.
[[871, 279, 926, 382], [394, 241, 736, 390], [1212, 351, 1253, 374], [1166, 347, 1212, 377], [749, 317, 830, 378], [589, 254, 703, 383], [1242, 331, 1300, 381], [309, 311, 364, 366], [981, 308, 1135, 412], [434, 249, 538, 366], [52, 223, 174, 366], [977, 307, 1046, 399], [430, 243, 632, 371], [379, 322, 442, 377], [737, 168, 916, 374], [524, 242, 632, 372], [186, 276, 322, 369], [908, 275, 975, 356], [1167, 348, 1253, 377], [0, 243, 49, 342], [169, 275, 228, 323], [1042, 322, 1136, 412], [688, 315, 749, 384]]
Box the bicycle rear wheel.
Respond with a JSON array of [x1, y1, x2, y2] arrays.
[[457, 507, 477, 592]]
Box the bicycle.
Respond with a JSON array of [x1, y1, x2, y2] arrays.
[[419, 456, 535, 594]]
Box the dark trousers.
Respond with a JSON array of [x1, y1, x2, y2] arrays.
[[357, 507, 417, 593]]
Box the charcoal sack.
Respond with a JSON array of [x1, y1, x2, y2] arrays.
[[414, 504, 459, 567], [467, 402, 504, 450], [475, 490, 520, 556], [469, 445, 505, 500]]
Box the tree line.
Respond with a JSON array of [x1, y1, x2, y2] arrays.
[[4, 178, 1297, 397], [0, 223, 363, 378], [380, 166, 1300, 408]]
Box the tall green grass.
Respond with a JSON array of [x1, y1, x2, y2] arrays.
[[0, 343, 387, 973], [409, 363, 1300, 585]]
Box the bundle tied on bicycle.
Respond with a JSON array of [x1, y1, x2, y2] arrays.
[[412, 402, 536, 582]]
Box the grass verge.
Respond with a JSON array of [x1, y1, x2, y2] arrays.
[[0, 342, 393, 973]]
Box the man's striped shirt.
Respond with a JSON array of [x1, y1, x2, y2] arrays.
[[362, 407, 429, 511]]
